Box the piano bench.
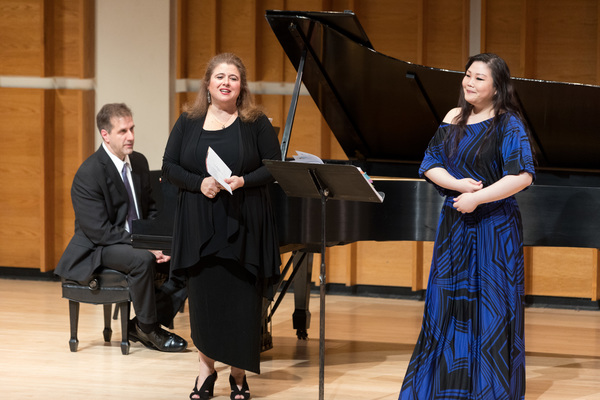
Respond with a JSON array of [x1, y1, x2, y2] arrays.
[[61, 268, 131, 355]]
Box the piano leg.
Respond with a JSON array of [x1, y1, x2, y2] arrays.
[[292, 251, 313, 340], [261, 250, 314, 349], [261, 298, 274, 352]]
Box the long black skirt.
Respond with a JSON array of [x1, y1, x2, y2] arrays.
[[187, 256, 262, 373]]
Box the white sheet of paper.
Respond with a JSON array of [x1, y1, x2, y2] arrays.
[[292, 150, 324, 164], [206, 146, 232, 194]]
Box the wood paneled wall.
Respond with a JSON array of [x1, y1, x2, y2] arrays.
[[0, 88, 94, 271], [0, 0, 51, 76], [2, 0, 599, 302], [175, 0, 600, 301], [0, 0, 94, 78], [480, 0, 600, 301], [482, 0, 600, 84], [0, 0, 94, 271]]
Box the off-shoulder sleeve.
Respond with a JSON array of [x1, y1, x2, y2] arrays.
[[500, 115, 536, 182]]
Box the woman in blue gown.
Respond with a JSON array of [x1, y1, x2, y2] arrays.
[[399, 53, 536, 400]]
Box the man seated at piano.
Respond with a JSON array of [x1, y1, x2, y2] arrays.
[[162, 53, 282, 400], [399, 53, 536, 399], [55, 103, 188, 353]]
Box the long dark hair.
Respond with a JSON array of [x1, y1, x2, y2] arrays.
[[183, 52, 263, 122], [447, 53, 528, 160]]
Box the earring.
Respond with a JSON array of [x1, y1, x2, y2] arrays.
[[207, 91, 211, 104]]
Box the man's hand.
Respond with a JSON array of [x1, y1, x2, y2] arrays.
[[149, 250, 171, 263]]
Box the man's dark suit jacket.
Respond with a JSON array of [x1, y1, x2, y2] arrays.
[[55, 145, 157, 282]]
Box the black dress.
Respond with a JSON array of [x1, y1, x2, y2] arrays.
[[162, 113, 282, 373]]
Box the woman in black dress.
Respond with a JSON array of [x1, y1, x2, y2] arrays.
[[162, 53, 281, 400]]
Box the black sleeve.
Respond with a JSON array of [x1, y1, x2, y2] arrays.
[[162, 113, 206, 192], [71, 163, 130, 246], [243, 115, 282, 187]]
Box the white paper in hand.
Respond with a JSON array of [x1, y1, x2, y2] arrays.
[[206, 146, 233, 194]]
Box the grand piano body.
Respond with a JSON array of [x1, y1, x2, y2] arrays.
[[133, 10, 600, 345]]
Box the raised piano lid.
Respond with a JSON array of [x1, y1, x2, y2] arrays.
[[265, 10, 600, 173]]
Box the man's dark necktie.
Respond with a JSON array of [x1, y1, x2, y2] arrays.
[[122, 163, 138, 229]]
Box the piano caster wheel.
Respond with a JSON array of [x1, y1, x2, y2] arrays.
[[296, 329, 309, 340]]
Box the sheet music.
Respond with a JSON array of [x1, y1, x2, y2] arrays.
[[291, 150, 324, 164], [356, 166, 384, 202], [283, 151, 383, 202], [206, 146, 232, 194]]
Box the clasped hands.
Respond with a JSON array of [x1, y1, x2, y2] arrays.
[[201, 176, 244, 199], [452, 178, 483, 214]]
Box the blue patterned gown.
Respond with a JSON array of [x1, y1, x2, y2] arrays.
[[399, 113, 536, 400]]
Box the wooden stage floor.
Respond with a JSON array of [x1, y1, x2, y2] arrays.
[[1, 278, 599, 399]]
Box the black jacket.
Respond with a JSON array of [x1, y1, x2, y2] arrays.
[[162, 113, 282, 297], [55, 145, 156, 282]]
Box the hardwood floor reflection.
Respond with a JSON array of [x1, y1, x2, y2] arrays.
[[1, 278, 599, 399]]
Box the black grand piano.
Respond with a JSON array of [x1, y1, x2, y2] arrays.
[[133, 10, 600, 346]]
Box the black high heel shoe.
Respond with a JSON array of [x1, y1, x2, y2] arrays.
[[229, 374, 250, 400], [190, 371, 217, 399]]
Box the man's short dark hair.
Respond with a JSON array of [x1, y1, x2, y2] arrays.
[[96, 103, 132, 133]]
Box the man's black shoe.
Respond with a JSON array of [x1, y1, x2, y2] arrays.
[[129, 322, 187, 352]]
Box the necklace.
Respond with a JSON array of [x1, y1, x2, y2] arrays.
[[211, 110, 237, 129]]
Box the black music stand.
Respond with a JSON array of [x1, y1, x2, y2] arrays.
[[264, 160, 383, 400]]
